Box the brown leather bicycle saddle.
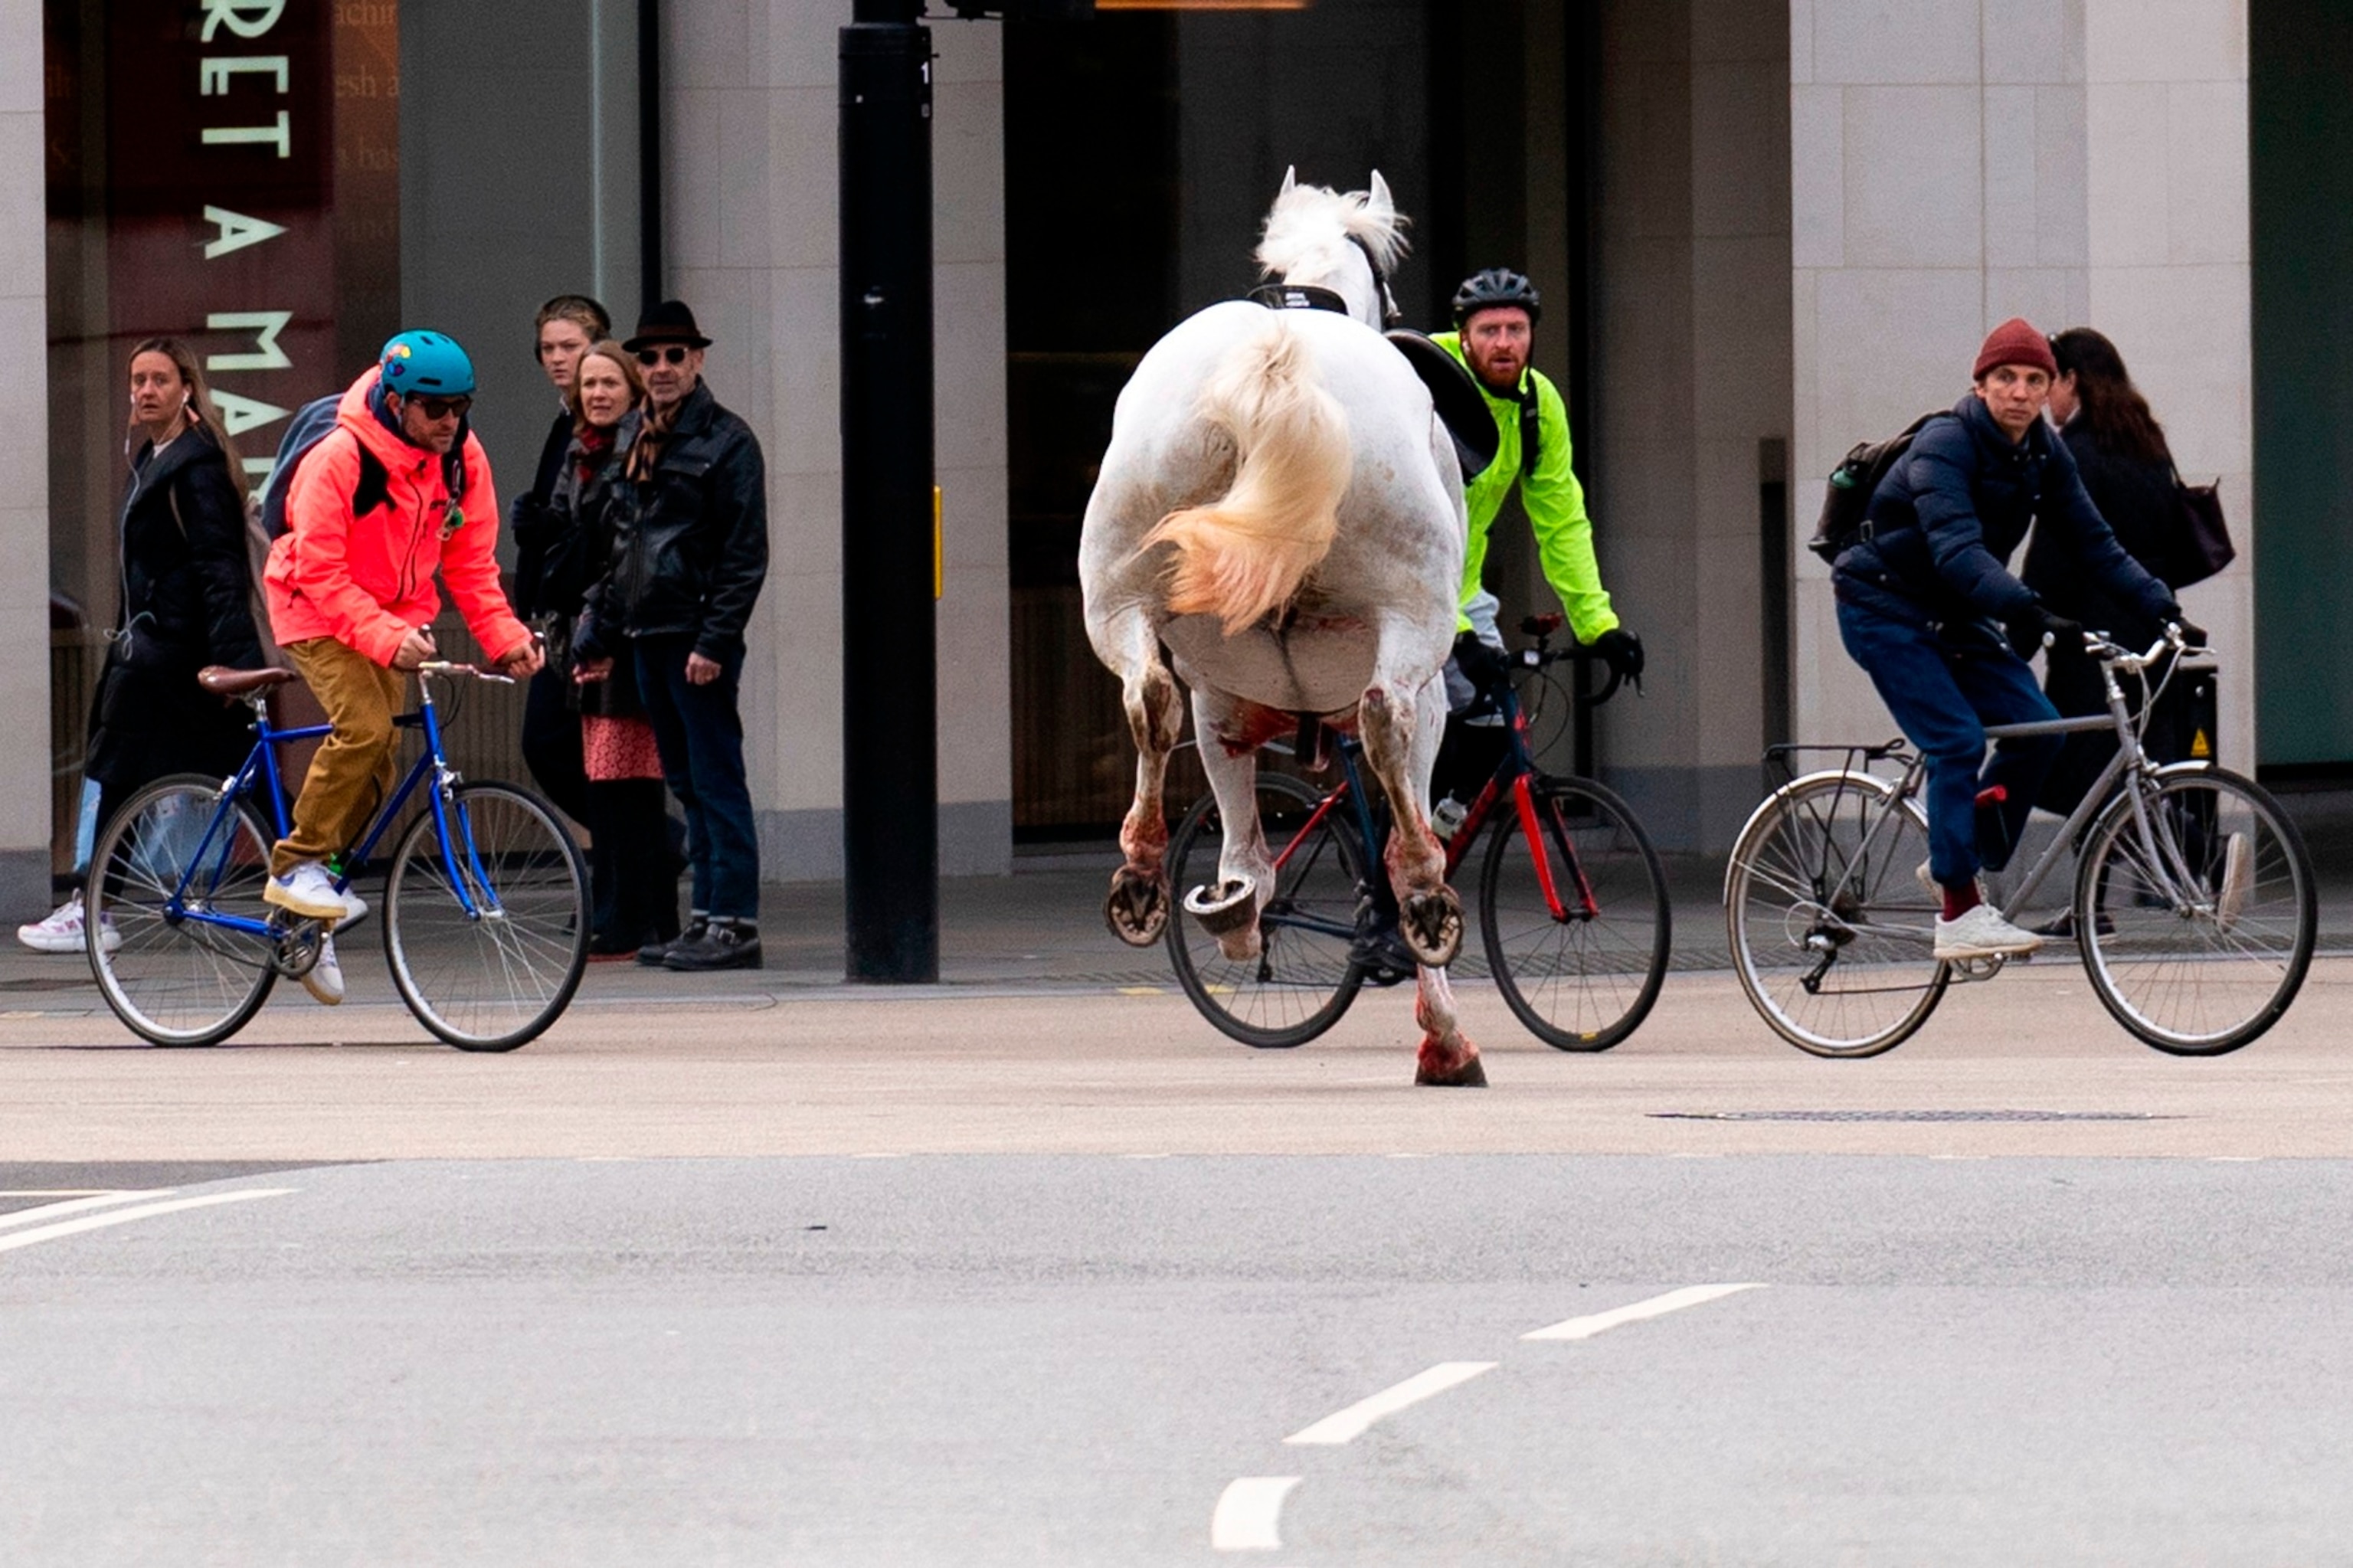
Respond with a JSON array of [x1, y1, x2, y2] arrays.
[[197, 665, 299, 697]]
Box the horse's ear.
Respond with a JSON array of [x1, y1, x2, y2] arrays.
[[1279, 165, 1297, 197], [1367, 170, 1395, 218]]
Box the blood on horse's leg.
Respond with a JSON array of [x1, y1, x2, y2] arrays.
[[1412, 964, 1484, 1086]]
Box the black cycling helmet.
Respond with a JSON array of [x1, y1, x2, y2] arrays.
[[1451, 267, 1543, 329]]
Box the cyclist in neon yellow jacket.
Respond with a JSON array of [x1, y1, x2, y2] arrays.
[[1432, 269, 1644, 700]]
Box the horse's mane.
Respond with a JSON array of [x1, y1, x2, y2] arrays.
[[1254, 181, 1409, 281]]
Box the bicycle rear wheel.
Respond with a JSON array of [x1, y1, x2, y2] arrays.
[[1166, 771, 1367, 1048], [1478, 774, 1669, 1050], [1725, 770, 1948, 1058], [384, 782, 588, 1052], [2076, 767, 2315, 1056], [87, 774, 279, 1047]]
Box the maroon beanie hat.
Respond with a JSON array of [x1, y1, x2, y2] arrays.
[[1972, 316, 2059, 381]]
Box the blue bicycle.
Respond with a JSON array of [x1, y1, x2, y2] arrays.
[[84, 661, 589, 1051]]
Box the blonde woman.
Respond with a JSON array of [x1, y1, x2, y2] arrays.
[[562, 340, 682, 957]]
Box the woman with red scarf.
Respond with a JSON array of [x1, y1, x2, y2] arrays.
[[542, 340, 681, 957]]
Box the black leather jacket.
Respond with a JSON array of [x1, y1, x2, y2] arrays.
[[116, 424, 264, 671], [579, 381, 768, 662]]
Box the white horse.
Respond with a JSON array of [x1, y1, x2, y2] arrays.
[[1078, 170, 1484, 1087]]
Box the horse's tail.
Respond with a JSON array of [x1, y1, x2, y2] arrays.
[[1143, 317, 1350, 635]]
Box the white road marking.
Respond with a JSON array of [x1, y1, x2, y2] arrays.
[[1522, 1282, 1766, 1342], [1212, 1476, 1301, 1551], [0, 1189, 294, 1256], [0, 1190, 169, 1232], [1283, 1361, 1497, 1446]]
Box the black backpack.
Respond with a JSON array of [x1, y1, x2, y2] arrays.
[[1808, 411, 1949, 563]]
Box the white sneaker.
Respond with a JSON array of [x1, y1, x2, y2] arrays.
[[265, 859, 349, 921], [300, 933, 345, 1006], [333, 882, 369, 931], [1934, 903, 2044, 961], [2217, 832, 2252, 930], [17, 892, 119, 956]]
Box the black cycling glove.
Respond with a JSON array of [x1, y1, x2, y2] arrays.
[[2163, 611, 2209, 648], [2031, 604, 2085, 649], [1591, 627, 1645, 683], [1451, 630, 1510, 692]]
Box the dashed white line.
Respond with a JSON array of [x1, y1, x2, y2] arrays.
[[1211, 1475, 1301, 1551], [0, 1190, 168, 1232], [1283, 1360, 1497, 1446], [0, 1190, 295, 1256], [1522, 1282, 1766, 1342]]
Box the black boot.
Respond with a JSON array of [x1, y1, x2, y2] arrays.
[[663, 918, 762, 972]]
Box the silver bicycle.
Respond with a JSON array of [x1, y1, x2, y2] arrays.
[[1724, 629, 2315, 1058]]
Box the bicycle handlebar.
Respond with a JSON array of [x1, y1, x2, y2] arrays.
[[2079, 623, 2205, 673], [417, 660, 516, 686]]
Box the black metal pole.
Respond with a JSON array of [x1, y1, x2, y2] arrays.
[[839, 0, 938, 982], [640, 0, 663, 310]]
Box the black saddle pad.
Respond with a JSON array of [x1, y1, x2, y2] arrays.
[[1384, 329, 1499, 481]]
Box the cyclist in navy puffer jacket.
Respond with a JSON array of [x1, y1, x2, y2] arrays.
[[1833, 317, 2194, 964]]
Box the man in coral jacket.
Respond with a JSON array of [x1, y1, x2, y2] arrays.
[[260, 331, 542, 994]]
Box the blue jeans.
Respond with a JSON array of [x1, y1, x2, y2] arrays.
[[1837, 601, 2062, 888], [634, 634, 759, 921]]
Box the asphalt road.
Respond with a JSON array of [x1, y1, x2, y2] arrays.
[[6, 863, 2352, 1563], [5, 1154, 2352, 1565]]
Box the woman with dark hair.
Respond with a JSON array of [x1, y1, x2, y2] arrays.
[[2021, 327, 2195, 824], [20, 339, 265, 954]]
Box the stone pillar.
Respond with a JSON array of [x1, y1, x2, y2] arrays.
[[1591, 0, 1793, 852], [0, 5, 49, 917], [669, 0, 1010, 880], [1791, 0, 2253, 768]]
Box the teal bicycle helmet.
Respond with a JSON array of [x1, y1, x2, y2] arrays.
[[379, 330, 476, 398]]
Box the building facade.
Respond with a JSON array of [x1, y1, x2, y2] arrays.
[[3, 0, 2329, 916]]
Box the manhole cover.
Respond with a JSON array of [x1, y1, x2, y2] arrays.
[[1651, 1110, 2176, 1124]]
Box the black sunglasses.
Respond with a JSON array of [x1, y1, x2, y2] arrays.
[[637, 345, 692, 366], [412, 394, 472, 420]]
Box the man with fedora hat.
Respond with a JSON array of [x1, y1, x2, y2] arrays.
[[574, 299, 770, 971]]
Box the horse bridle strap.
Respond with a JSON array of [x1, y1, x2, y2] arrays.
[[1248, 282, 1351, 315], [1348, 234, 1405, 329]]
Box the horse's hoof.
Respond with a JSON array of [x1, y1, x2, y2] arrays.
[[1399, 886, 1464, 967], [1414, 1050, 1487, 1088], [1105, 869, 1168, 948], [1183, 878, 1258, 937]]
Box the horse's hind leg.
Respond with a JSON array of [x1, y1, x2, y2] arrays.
[[1356, 668, 1464, 969], [1179, 688, 1286, 961], [1099, 609, 1183, 947]]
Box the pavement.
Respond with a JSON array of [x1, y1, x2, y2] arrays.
[[0, 818, 2348, 1163]]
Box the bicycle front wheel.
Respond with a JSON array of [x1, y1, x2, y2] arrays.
[[1478, 774, 1669, 1050], [384, 782, 589, 1052], [1725, 770, 1948, 1058], [87, 774, 280, 1047], [2076, 767, 2315, 1056], [1166, 771, 1367, 1048]]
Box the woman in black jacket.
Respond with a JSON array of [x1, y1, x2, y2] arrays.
[[21, 339, 264, 954], [2021, 327, 2194, 816]]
